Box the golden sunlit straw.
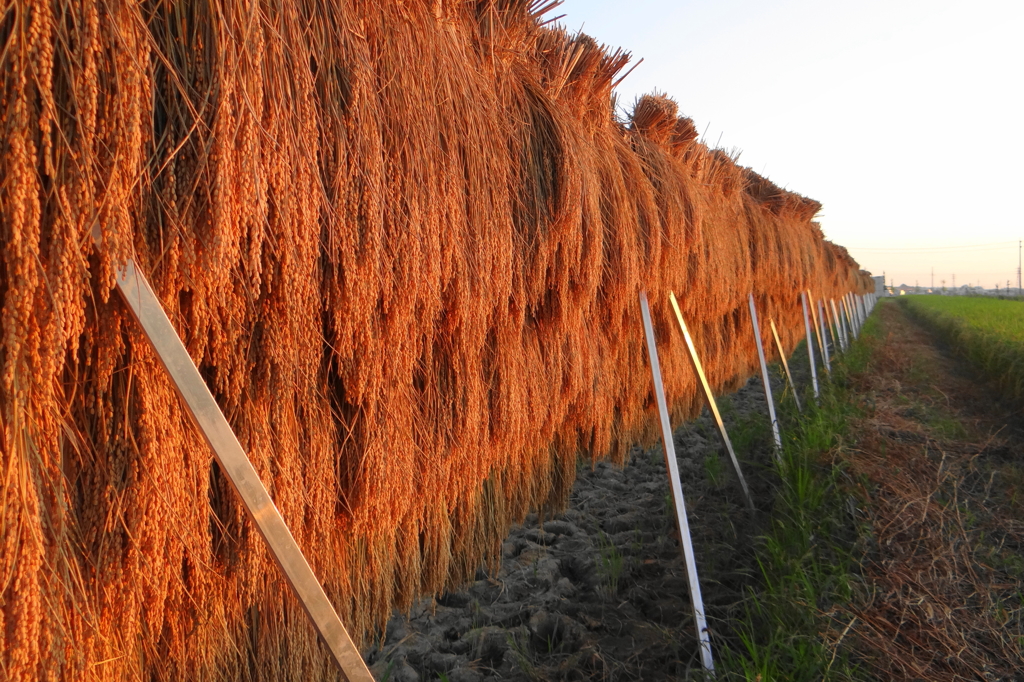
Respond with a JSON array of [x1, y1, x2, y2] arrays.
[[0, 1, 873, 678]]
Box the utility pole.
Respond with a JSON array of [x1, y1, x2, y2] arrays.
[[952, 273, 956, 292], [931, 267, 934, 290], [1018, 239, 1021, 295]]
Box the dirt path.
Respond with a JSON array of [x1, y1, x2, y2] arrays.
[[364, 300, 1024, 681], [364, 375, 782, 681], [834, 300, 1024, 681]]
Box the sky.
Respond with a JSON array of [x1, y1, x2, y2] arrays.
[[554, 0, 1024, 290]]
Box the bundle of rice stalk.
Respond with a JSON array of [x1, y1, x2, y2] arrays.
[[0, 1, 870, 678]]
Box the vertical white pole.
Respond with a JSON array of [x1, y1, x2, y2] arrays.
[[639, 292, 715, 674], [801, 292, 819, 399], [816, 298, 831, 375], [748, 294, 782, 455], [823, 296, 839, 352], [842, 295, 853, 338], [807, 291, 829, 376], [818, 299, 831, 351], [842, 296, 857, 340], [831, 299, 848, 352]]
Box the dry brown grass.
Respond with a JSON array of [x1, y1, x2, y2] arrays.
[[828, 303, 1024, 681], [842, 435, 1024, 680], [1, 1, 870, 678]]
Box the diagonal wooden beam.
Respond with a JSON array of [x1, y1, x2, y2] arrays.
[[769, 317, 801, 413], [113, 258, 373, 682], [668, 292, 755, 510]]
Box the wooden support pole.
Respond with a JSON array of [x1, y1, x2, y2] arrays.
[[668, 292, 755, 511], [842, 294, 852, 338], [842, 296, 857, 340], [807, 291, 829, 376], [816, 300, 831, 375], [823, 299, 840, 354], [848, 294, 860, 335], [840, 297, 851, 342], [769, 318, 802, 413], [113, 259, 373, 682], [831, 299, 848, 352], [817, 299, 833, 371]]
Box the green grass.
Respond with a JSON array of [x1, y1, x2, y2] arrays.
[[704, 450, 725, 488], [899, 296, 1024, 402], [716, 311, 881, 681], [596, 531, 626, 596]]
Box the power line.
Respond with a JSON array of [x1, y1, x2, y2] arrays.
[[879, 272, 1010, 279], [846, 240, 1018, 253], [851, 240, 1019, 250]]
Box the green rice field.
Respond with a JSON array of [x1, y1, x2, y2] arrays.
[[899, 296, 1024, 401]]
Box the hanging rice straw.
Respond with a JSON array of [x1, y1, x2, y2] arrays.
[[0, 2, 873, 675]]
